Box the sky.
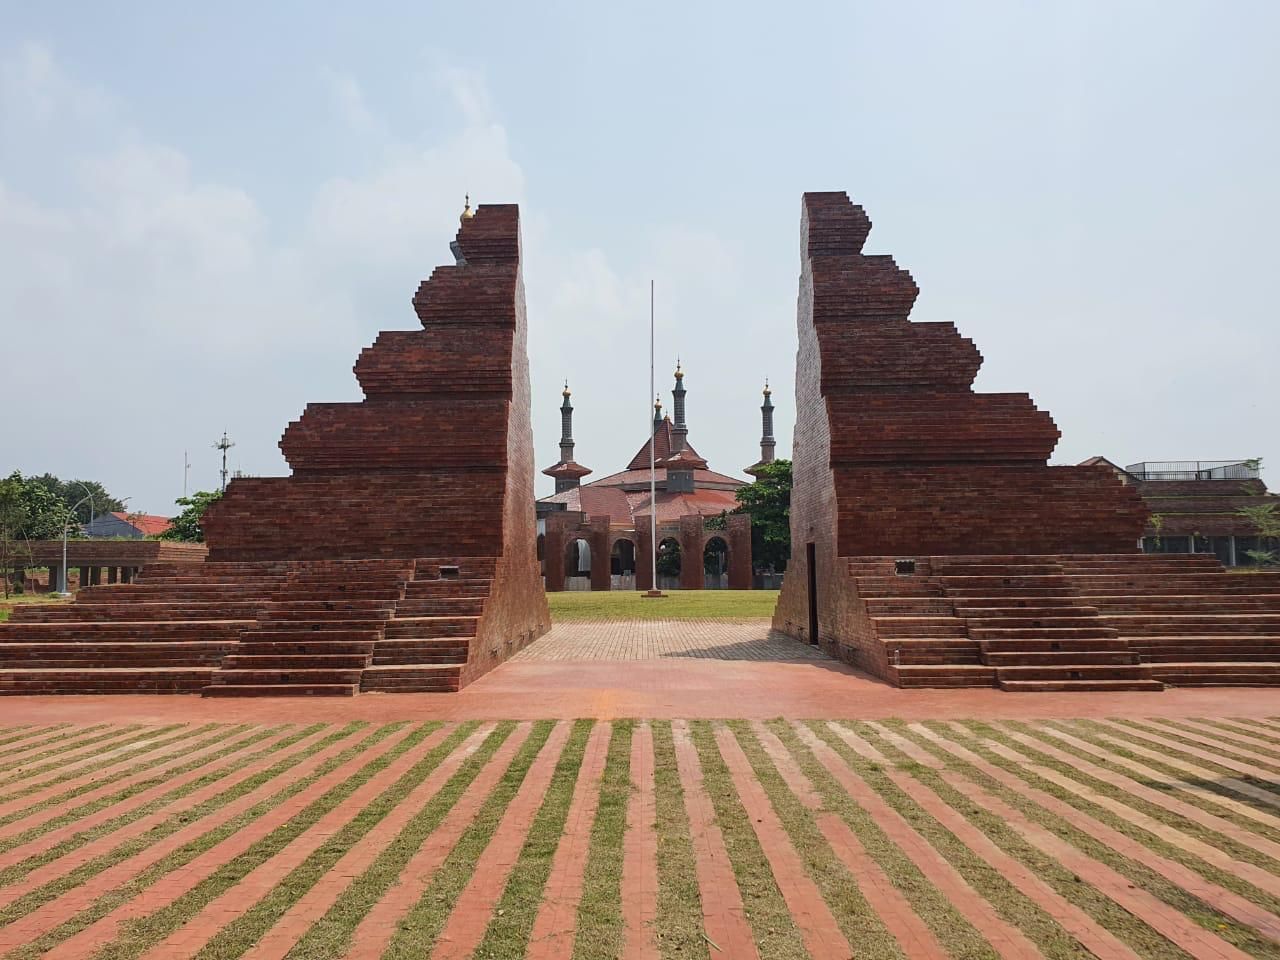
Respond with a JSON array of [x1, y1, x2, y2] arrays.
[[2, 1, 1277, 515]]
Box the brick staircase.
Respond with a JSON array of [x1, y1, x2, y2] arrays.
[[203, 559, 412, 697], [1059, 555, 1280, 686], [360, 559, 494, 694], [0, 562, 289, 694], [0, 556, 502, 697], [854, 553, 1280, 691]]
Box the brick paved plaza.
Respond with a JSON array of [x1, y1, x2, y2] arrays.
[[513, 620, 830, 662], [1, 623, 1279, 960], [0, 710, 1277, 958]]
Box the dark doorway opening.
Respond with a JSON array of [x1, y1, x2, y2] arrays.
[[806, 542, 818, 645]]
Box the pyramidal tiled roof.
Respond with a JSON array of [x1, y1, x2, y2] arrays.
[[626, 418, 707, 471]]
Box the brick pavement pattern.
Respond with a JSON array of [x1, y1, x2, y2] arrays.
[[0, 718, 1273, 957], [512, 619, 833, 662]]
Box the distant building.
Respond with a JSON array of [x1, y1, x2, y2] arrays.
[[1083, 457, 1278, 566], [83, 512, 172, 540], [536, 364, 775, 590]]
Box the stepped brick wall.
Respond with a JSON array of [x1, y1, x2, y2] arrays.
[[773, 192, 1280, 690], [0, 204, 548, 696], [775, 192, 1146, 668]]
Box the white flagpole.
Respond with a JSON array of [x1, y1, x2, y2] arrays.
[[649, 279, 658, 593]]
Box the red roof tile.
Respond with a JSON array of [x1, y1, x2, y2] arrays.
[[111, 512, 172, 536]]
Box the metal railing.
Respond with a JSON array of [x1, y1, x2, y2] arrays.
[[1125, 460, 1259, 482]]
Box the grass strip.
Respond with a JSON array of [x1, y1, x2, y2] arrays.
[[1114, 718, 1280, 779], [283, 722, 519, 959], [649, 721, 708, 960], [835, 720, 1097, 960], [788, 720, 998, 958], [0, 724, 101, 764], [872, 721, 1205, 960], [1019, 719, 1280, 847], [8, 722, 392, 960], [476, 720, 594, 957], [547, 589, 778, 622], [1182, 718, 1280, 749], [0, 724, 294, 869], [0, 727, 64, 752], [191, 722, 476, 960], [379, 720, 556, 959], [0, 723, 222, 807], [0, 724, 259, 833], [913, 720, 1277, 958], [97, 723, 446, 960], [0, 723, 360, 926], [995, 719, 1280, 873], [1077, 719, 1280, 798], [1046, 719, 1280, 827], [0, 724, 141, 776], [572, 720, 633, 960], [686, 720, 806, 959], [730, 721, 904, 959]]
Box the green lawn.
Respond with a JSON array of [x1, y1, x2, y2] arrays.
[[547, 589, 779, 621]]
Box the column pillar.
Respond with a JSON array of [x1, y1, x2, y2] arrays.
[[78, 567, 89, 591], [635, 525, 653, 592], [679, 515, 704, 591]]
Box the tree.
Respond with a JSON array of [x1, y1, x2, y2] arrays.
[[0, 472, 71, 598], [1237, 502, 1280, 567], [734, 459, 791, 573], [159, 491, 222, 543], [28, 474, 125, 526]]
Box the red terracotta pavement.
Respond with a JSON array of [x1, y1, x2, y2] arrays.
[[621, 723, 658, 960], [2, 659, 1280, 724]]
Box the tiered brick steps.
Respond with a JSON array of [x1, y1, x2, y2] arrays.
[[0, 562, 288, 694], [1059, 556, 1280, 686], [850, 553, 1280, 690], [204, 560, 414, 697], [361, 559, 494, 694]]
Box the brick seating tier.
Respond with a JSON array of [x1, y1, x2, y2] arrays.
[[842, 554, 1280, 690], [773, 193, 1275, 690], [0, 562, 285, 695]]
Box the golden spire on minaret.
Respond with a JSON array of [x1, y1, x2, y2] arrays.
[[674, 357, 684, 380], [563, 379, 571, 398], [459, 193, 475, 223], [763, 378, 771, 397]]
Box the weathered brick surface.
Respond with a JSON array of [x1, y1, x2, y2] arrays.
[[786, 191, 1148, 561]]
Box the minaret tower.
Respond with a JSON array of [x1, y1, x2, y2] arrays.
[[746, 380, 777, 477], [542, 382, 592, 493], [670, 360, 688, 454]]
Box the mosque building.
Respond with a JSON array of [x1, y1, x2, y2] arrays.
[[536, 364, 776, 590]]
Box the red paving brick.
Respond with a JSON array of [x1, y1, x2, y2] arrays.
[[1086, 723, 1280, 813], [973, 727, 1280, 897], [671, 719, 759, 959], [621, 723, 658, 960], [135, 724, 455, 960], [913, 728, 1266, 957], [239, 723, 496, 960], [4, 657, 1280, 724], [1013, 722, 1280, 831], [751, 721, 950, 959], [0, 725, 335, 904], [0, 694, 1276, 960], [0, 724, 398, 954], [341, 723, 535, 960], [715, 725, 854, 959], [431, 721, 572, 960], [525, 722, 610, 959], [0, 723, 272, 836], [798, 721, 1044, 959]]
